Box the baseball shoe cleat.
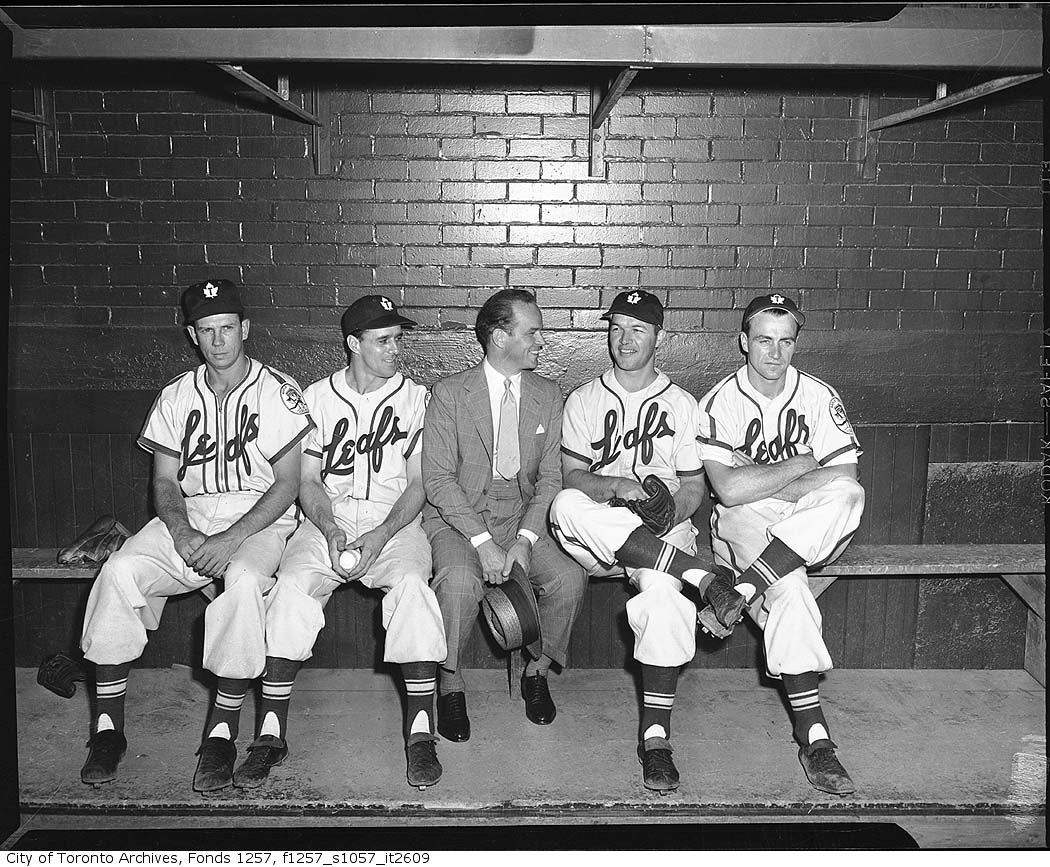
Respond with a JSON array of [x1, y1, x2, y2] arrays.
[[405, 737, 442, 789], [81, 730, 127, 785], [697, 606, 736, 639], [233, 734, 288, 789], [637, 737, 680, 793], [798, 740, 856, 795], [192, 737, 237, 793], [698, 566, 749, 638]]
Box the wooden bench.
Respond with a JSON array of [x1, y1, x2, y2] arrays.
[[10, 548, 218, 600], [810, 544, 1045, 685], [11, 544, 1045, 688]]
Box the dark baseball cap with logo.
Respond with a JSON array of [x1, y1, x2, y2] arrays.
[[600, 290, 664, 328], [742, 293, 806, 331], [181, 279, 245, 325], [340, 295, 417, 338]]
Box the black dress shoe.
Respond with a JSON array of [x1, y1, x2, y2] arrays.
[[436, 691, 470, 742], [520, 673, 556, 725]]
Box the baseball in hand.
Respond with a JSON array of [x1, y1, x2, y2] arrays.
[[338, 548, 361, 571]]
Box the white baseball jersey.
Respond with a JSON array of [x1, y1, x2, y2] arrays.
[[301, 370, 427, 514], [138, 358, 314, 507], [697, 365, 861, 471], [562, 370, 704, 490]]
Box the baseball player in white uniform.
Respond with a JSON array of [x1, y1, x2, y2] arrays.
[[254, 296, 447, 791], [549, 290, 722, 793], [78, 279, 313, 792], [697, 293, 865, 795]]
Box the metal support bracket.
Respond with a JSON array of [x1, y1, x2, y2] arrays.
[[588, 65, 647, 179], [12, 86, 59, 174], [214, 64, 321, 126], [311, 84, 331, 175], [860, 73, 1040, 180]]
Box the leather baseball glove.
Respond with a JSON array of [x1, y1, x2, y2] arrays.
[[37, 651, 86, 699], [609, 474, 677, 537]]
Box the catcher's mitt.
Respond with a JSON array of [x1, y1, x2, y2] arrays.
[[37, 651, 86, 699], [609, 474, 677, 537]]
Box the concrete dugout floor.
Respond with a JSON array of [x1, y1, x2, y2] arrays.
[[8, 666, 1046, 849]]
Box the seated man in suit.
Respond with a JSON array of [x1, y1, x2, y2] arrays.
[[421, 288, 587, 742]]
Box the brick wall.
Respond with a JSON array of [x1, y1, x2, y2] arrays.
[[7, 66, 1042, 422]]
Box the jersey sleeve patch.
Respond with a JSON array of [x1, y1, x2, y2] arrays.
[[829, 396, 855, 436], [281, 383, 310, 415]]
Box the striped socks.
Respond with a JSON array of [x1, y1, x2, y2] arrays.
[[615, 527, 715, 592], [402, 662, 437, 744], [258, 656, 301, 740], [640, 664, 679, 742], [782, 671, 830, 747], [205, 677, 249, 741], [94, 662, 131, 733], [735, 536, 806, 601]]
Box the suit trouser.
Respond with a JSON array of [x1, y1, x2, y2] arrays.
[[264, 501, 446, 664], [81, 492, 296, 679], [550, 487, 700, 668], [710, 476, 865, 677], [428, 481, 586, 672]]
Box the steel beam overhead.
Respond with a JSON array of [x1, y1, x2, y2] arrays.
[[867, 73, 1042, 133], [5, 7, 1040, 71], [215, 64, 321, 126]]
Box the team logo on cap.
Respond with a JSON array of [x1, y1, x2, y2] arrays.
[[770, 294, 785, 305], [203, 282, 219, 299], [829, 396, 854, 435], [280, 384, 310, 416], [626, 292, 641, 304], [380, 297, 394, 311]]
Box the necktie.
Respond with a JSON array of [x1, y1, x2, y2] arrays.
[[495, 377, 520, 480]]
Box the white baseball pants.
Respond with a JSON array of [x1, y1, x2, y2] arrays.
[[550, 487, 700, 667], [265, 500, 446, 664], [81, 492, 296, 679], [710, 476, 865, 676]]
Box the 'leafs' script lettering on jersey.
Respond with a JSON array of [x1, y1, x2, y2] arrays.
[[740, 409, 810, 464], [178, 406, 261, 480], [321, 406, 408, 478], [590, 404, 674, 472]]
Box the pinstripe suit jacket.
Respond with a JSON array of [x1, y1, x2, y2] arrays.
[[421, 361, 565, 542]]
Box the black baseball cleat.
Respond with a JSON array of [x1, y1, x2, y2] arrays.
[[405, 736, 442, 789], [798, 739, 856, 795], [233, 734, 288, 789], [637, 737, 680, 793], [697, 566, 749, 639], [193, 737, 237, 793], [81, 730, 127, 785]]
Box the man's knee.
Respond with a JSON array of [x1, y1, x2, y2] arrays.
[[224, 561, 277, 596], [431, 565, 484, 604], [823, 476, 865, 509], [550, 488, 596, 529]]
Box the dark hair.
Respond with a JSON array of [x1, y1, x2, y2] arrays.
[[474, 289, 537, 351], [742, 307, 795, 336]]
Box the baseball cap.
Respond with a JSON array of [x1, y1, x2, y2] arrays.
[[181, 279, 244, 325], [340, 295, 417, 337], [741, 293, 806, 330], [600, 290, 664, 328]]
